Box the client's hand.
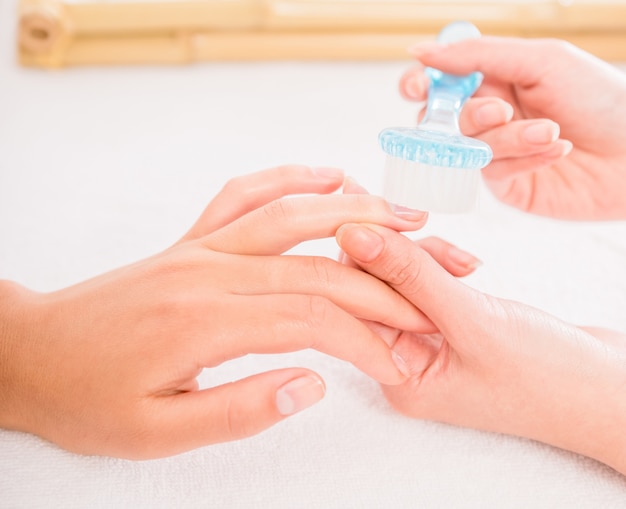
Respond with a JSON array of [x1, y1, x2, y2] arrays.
[[0, 165, 430, 459], [337, 222, 626, 475], [400, 36, 626, 220]]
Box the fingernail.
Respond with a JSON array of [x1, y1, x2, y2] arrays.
[[276, 376, 326, 416], [389, 203, 428, 221], [560, 140, 574, 157], [343, 176, 369, 195], [523, 122, 560, 144], [392, 351, 411, 378], [336, 224, 384, 263], [447, 246, 483, 270], [475, 101, 514, 127], [312, 167, 345, 180], [407, 41, 445, 57], [404, 76, 423, 99]]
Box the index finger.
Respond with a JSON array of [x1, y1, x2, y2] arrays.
[[409, 36, 565, 88], [202, 194, 428, 255]]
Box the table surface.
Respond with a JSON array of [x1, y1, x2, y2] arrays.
[[2, 0, 626, 506]]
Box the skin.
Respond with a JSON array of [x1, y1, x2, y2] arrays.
[[337, 222, 626, 476], [400, 36, 626, 220], [0, 164, 439, 460], [340, 176, 626, 475]]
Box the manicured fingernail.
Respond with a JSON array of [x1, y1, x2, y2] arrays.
[[312, 167, 344, 180], [523, 122, 560, 144], [407, 41, 445, 57], [343, 176, 369, 195], [389, 203, 428, 221], [560, 140, 574, 157], [336, 224, 384, 263], [276, 376, 326, 416], [392, 351, 411, 378], [475, 101, 514, 127], [447, 246, 483, 270], [404, 76, 423, 99]]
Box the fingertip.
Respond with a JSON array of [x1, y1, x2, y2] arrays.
[[311, 166, 345, 181], [275, 374, 326, 416], [523, 121, 560, 145], [336, 224, 384, 263], [559, 139, 574, 157], [391, 350, 411, 379], [473, 99, 514, 129], [399, 67, 429, 101], [342, 176, 369, 195], [446, 245, 483, 275]]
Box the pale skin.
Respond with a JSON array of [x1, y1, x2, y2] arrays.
[[337, 222, 626, 476], [333, 37, 626, 475], [2, 37, 625, 474], [0, 164, 443, 460], [399, 36, 626, 220]]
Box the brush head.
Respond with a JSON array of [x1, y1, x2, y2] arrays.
[[379, 127, 492, 170], [379, 127, 493, 213], [379, 21, 493, 213]]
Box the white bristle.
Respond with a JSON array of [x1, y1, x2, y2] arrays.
[[383, 155, 481, 213]]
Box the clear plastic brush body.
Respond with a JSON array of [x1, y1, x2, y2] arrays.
[[379, 21, 493, 213]]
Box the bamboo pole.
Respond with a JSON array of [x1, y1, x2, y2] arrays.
[[17, 0, 626, 68]]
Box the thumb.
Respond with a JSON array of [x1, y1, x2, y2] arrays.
[[152, 369, 325, 457], [336, 224, 480, 332], [409, 36, 558, 88]]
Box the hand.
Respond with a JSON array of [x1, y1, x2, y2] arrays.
[[337, 223, 626, 475], [400, 37, 626, 220], [0, 165, 432, 460]]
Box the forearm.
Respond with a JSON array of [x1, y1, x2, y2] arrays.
[[0, 280, 38, 431], [519, 326, 626, 475], [570, 328, 626, 475]]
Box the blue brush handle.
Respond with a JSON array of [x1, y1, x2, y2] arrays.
[[420, 21, 483, 134]]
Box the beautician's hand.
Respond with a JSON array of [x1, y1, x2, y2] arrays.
[[0, 165, 431, 460], [400, 37, 626, 220], [337, 223, 626, 475]]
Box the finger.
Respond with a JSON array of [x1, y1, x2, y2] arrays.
[[457, 97, 514, 136], [342, 176, 369, 195], [202, 194, 428, 255], [476, 119, 563, 160], [143, 368, 325, 457], [401, 70, 515, 134], [408, 36, 562, 88], [254, 254, 435, 333], [482, 140, 573, 181], [203, 293, 410, 385], [415, 236, 481, 277], [399, 64, 429, 102], [336, 223, 482, 333], [339, 181, 480, 278], [182, 165, 345, 241], [338, 176, 370, 267]]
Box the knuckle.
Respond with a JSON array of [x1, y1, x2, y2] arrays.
[[384, 255, 424, 294], [309, 256, 336, 288], [304, 294, 333, 331], [262, 198, 294, 222], [223, 398, 255, 440]]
